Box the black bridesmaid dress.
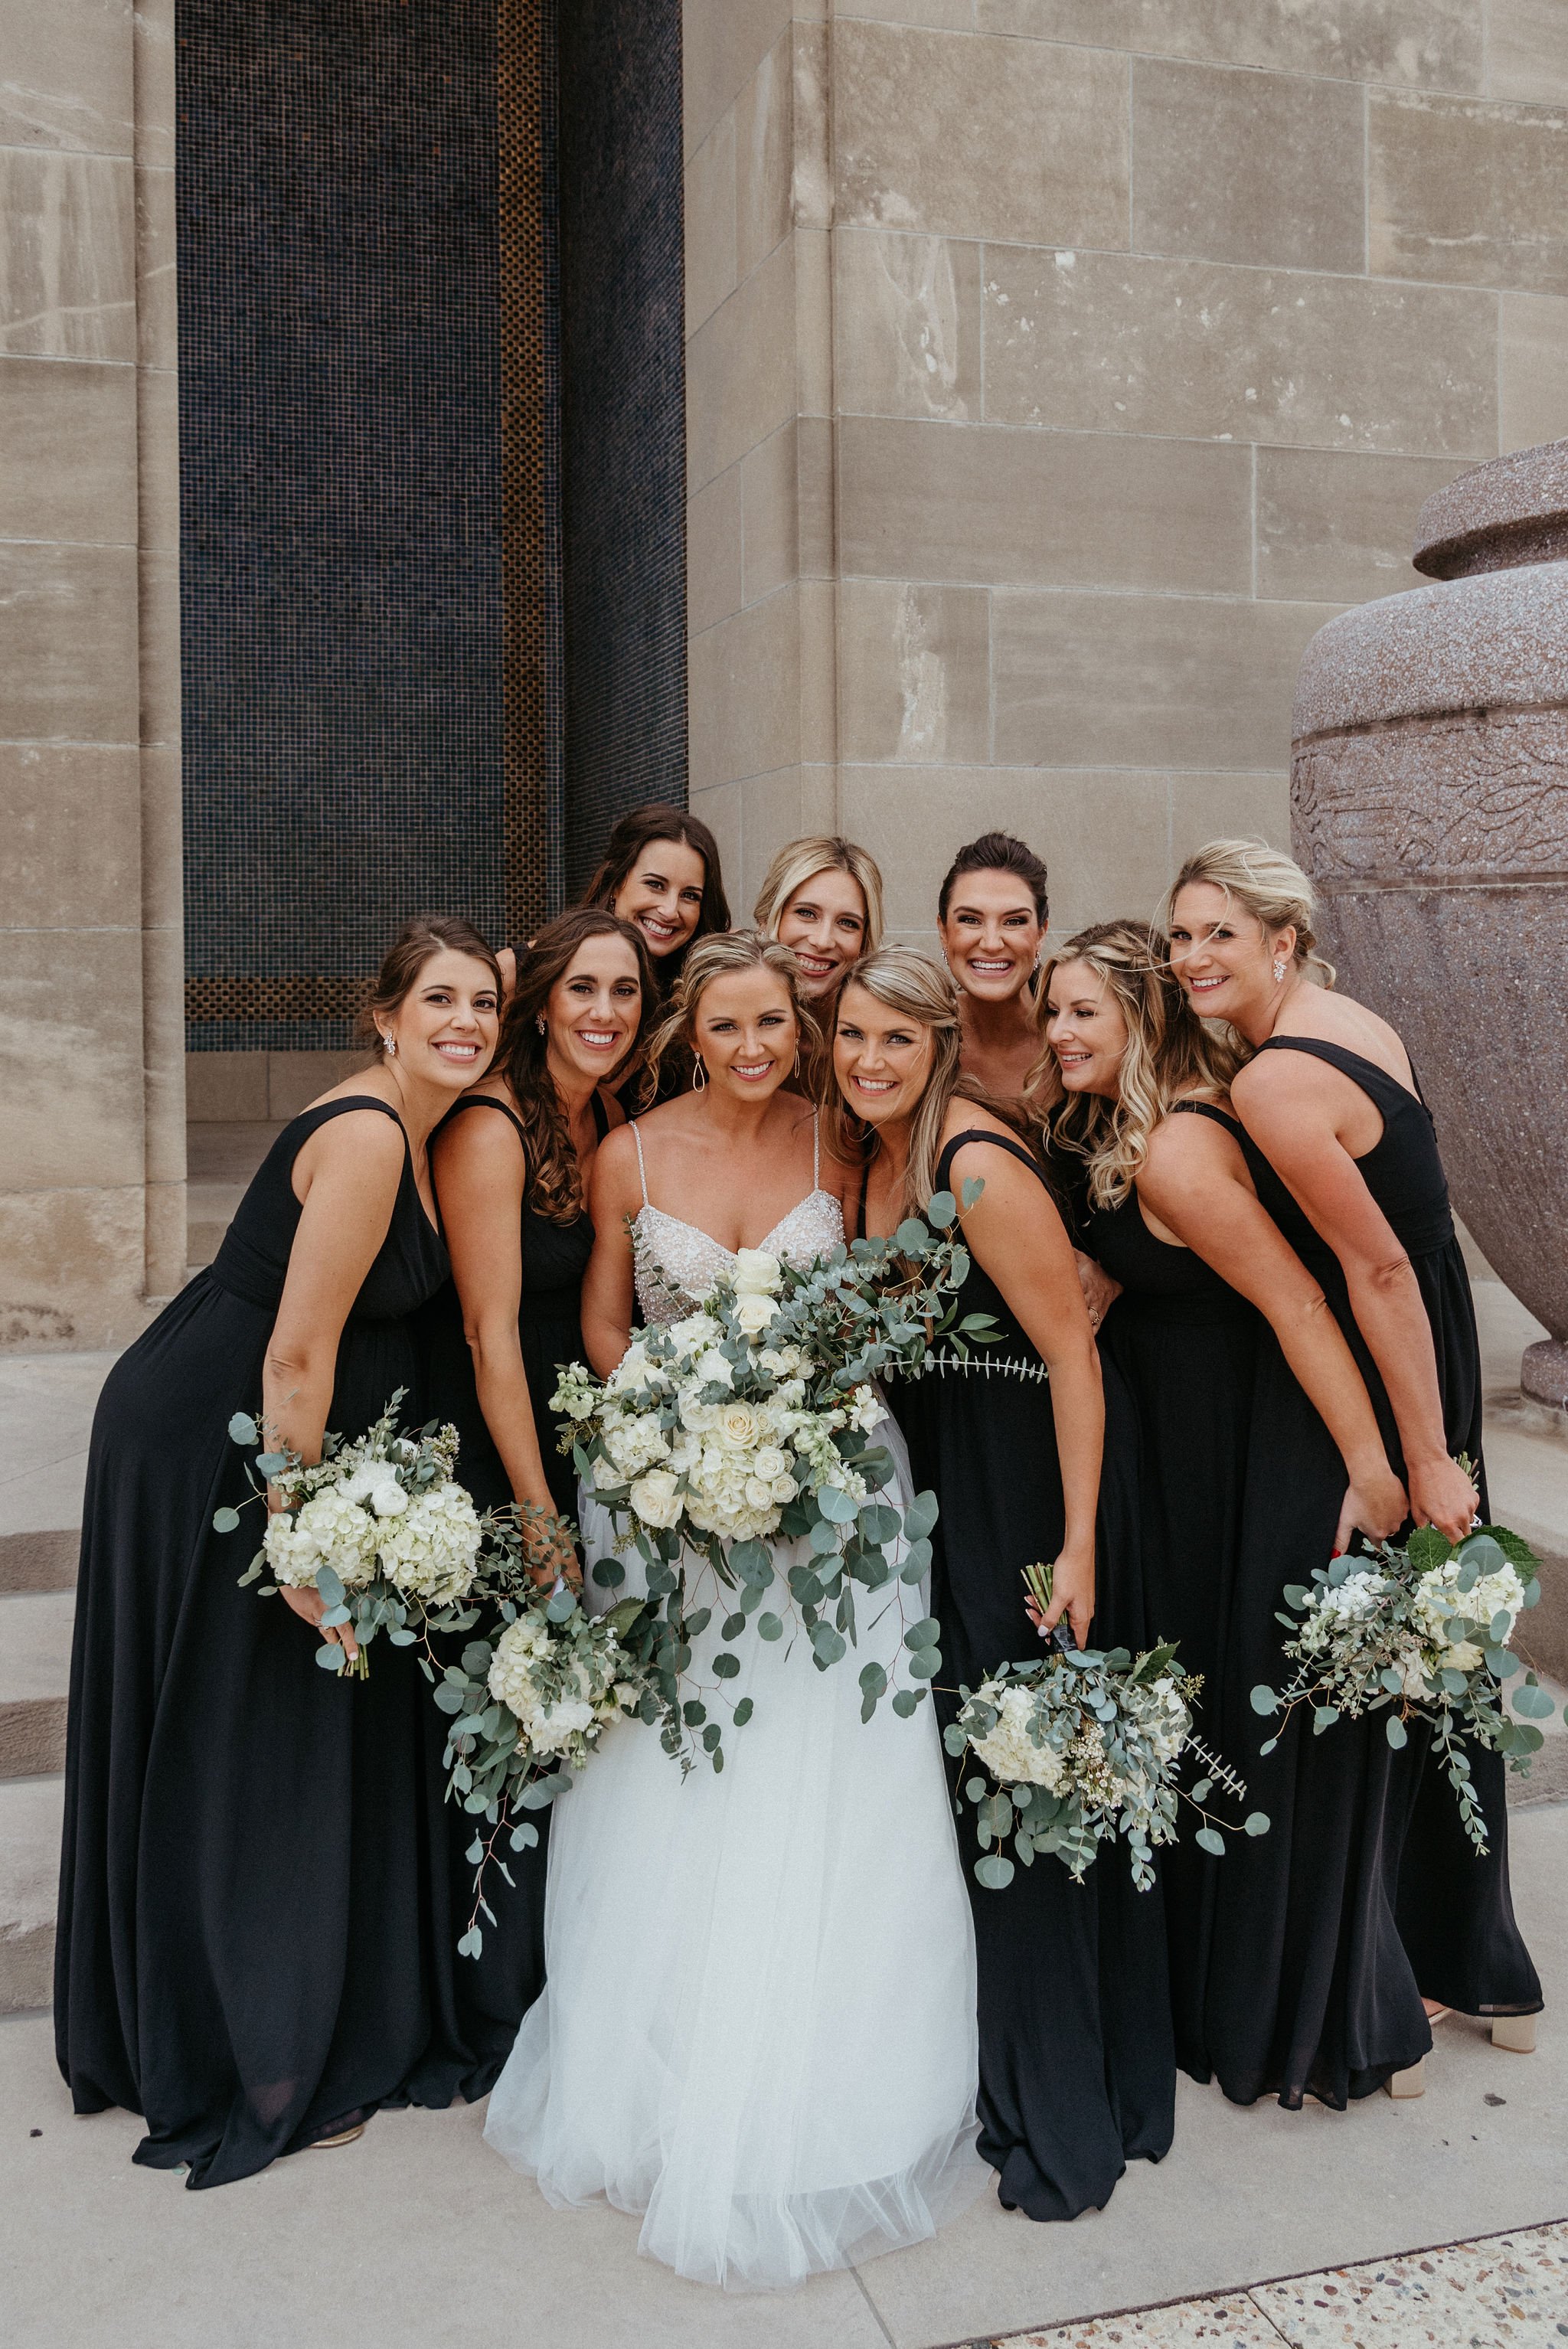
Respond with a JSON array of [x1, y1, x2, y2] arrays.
[[416, 1089, 609, 2033], [889, 1129, 1176, 2221], [1085, 1103, 1431, 2107], [1235, 1039, 1541, 2022], [55, 1098, 515, 2189]]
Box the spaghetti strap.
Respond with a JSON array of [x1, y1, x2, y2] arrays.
[[631, 1119, 650, 1206], [812, 1112, 821, 1190]]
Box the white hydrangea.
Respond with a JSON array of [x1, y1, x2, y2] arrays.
[[1413, 1557, 1525, 1675], [969, 1684, 1069, 1791], [265, 1487, 380, 1589], [601, 1414, 671, 1482], [377, 1482, 482, 1604]]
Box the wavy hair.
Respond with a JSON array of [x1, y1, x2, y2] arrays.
[[641, 928, 818, 1103], [752, 835, 886, 955], [356, 914, 501, 1058], [578, 802, 731, 995], [1162, 837, 1337, 989], [1037, 919, 1243, 1209], [822, 946, 977, 1222], [491, 909, 655, 1225]]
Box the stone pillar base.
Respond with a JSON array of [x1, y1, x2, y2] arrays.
[[1521, 1338, 1568, 1413]]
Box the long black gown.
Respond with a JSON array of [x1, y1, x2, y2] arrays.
[[416, 1089, 608, 2031], [890, 1129, 1176, 2221], [1085, 1103, 1430, 2107], [1234, 1038, 1540, 2021], [56, 1098, 517, 2188]]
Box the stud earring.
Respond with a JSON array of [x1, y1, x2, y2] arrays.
[[1272, 959, 1287, 983], [692, 1055, 707, 1092]]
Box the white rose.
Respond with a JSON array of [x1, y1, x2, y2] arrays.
[[733, 1248, 782, 1297], [753, 1446, 789, 1482], [744, 1476, 775, 1510], [716, 1400, 761, 1451], [733, 1292, 779, 1337], [680, 1394, 720, 1433], [629, 1466, 683, 1529]]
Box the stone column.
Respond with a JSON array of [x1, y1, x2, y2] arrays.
[[0, 0, 183, 1347]]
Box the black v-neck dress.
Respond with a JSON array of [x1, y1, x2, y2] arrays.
[[1085, 1103, 1430, 2107], [55, 1099, 516, 2188], [887, 1130, 1176, 2222], [1234, 1038, 1540, 2021], [416, 1087, 609, 2034]]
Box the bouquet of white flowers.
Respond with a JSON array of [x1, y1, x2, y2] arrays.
[[220, 1392, 485, 1676], [430, 1518, 651, 1955], [946, 1563, 1268, 1891], [1251, 1520, 1557, 1854], [551, 1186, 995, 1769]]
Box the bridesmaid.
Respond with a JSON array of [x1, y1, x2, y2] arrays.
[[1041, 920, 1428, 2108], [752, 834, 884, 1011], [1165, 840, 1542, 2053], [420, 910, 652, 2030], [498, 801, 730, 1017], [828, 946, 1175, 2220], [938, 831, 1050, 1106], [56, 917, 505, 2187]]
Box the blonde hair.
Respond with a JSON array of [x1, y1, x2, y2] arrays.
[[642, 928, 818, 1100], [1037, 920, 1243, 1209], [823, 946, 970, 1220], [752, 836, 885, 955], [1162, 838, 1337, 989]]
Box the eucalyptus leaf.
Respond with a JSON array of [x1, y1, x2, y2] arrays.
[[211, 1506, 241, 1534]]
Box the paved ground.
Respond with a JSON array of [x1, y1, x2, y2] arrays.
[[2, 1802, 1563, 2348]]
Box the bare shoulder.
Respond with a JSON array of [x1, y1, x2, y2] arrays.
[[939, 1098, 1022, 1150], [292, 1102, 406, 1200], [1144, 1103, 1247, 1191], [593, 1119, 642, 1178]]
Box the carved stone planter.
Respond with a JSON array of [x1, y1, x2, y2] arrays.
[[1291, 439, 1568, 1409]]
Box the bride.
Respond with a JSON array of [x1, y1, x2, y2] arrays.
[[483, 930, 985, 2290]]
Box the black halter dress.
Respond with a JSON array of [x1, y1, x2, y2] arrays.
[[887, 1130, 1176, 2220], [1234, 1039, 1540, 2021], [1085, 1103, 1430, 2106], [416, 1087, 609, 2033], [55, 1099, 513, 2188]]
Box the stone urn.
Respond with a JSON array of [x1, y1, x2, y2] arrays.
[[1290, 439, 1568, 1408]]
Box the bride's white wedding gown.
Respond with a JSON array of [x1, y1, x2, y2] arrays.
[[484, 1128, 985, 2290]]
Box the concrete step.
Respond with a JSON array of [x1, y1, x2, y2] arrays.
[[187, 1179, 247, 1270], [185, 1119, 284, 1269], [0, 1590, 74, 1779], [0, 1773, 62, 2014]]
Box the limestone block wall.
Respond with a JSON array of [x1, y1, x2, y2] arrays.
[[683, 2, 1568, 949], [0, 0, 184, 1346]]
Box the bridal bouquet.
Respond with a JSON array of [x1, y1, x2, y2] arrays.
[[1250, 1521, 1556, 1854], [221, 1391, 485, 1676], [947, 1564, 1269, 1891], [430, 1508, 651, 1954], [551, 1185, 994, 1769]]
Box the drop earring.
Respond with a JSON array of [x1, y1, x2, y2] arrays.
[[537, 1015, 547, 1035], [692, 1055, 707, 1092], [383, 1034, 397, 1058], [1272, 959, 1287, 983]]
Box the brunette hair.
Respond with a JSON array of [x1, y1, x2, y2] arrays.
[[642, 929, 818, 1103], [357, 915, 501, 1057], [938, 830, 1050, 925], [1037, 918, 1243, 1208], [492, 909, 655, 1225], [1162, 838, 1337, 988], [752, 835, 886, 955], [578, 802, 731, 988], [824, 948, 969, 1221]]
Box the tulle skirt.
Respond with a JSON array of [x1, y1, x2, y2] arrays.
[[483, 1415, 986, 2290]]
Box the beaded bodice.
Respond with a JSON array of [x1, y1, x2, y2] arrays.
[[628, 1116, 844, 1325]]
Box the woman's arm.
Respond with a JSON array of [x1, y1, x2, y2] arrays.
[[1233, 1058, 1476, 1542], [265, 1110, 406, 1658], [949, 1133, 1105, 1645], [431, 1109, 562, 1547], [579, 1126, 643, 1376], [1140, 1116, 1408, 1551]]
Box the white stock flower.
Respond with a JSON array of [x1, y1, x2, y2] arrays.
[[629, 1466, 683, 1529], [847, 1385, 884, 1435]]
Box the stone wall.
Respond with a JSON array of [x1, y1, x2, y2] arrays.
[[682, 2, 1568, 947], [0, 0, 183, 1345]]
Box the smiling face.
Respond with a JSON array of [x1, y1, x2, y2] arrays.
[[691, 965, 799, 1103], [1168, 880, 1295, 1029], [939, 868, 1045, 1005], [379, 949, 499, 1091], [544, 934, 642, 1089], [611, 838, 707, 960], [1044, 959, 1129, 1101], [833, 981, 938, 1130], [775, 867, 868, 1000]]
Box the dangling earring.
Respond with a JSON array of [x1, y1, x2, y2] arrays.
[[692, 1055, 707, 1092], [536, 1014, 547, 1035], [1272, 959, 1287, 983], [383, 1034, 397, 1058]]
